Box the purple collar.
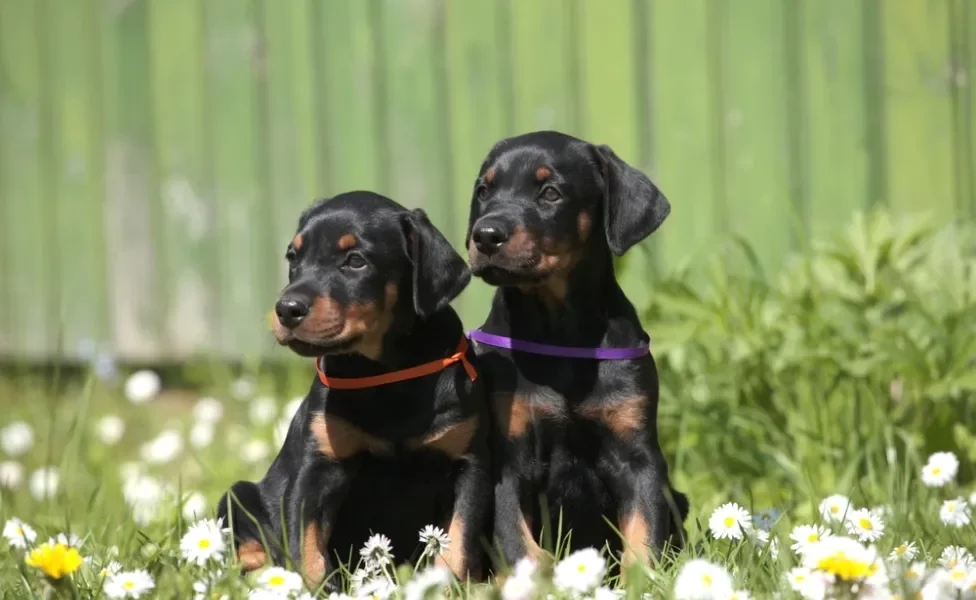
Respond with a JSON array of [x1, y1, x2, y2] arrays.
[[466, 330, 649, 360]]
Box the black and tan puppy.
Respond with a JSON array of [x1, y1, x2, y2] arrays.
[[465, 131, 689, 572], [218, 192, 489, 587]]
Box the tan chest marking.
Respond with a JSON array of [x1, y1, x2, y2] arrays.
[[576, 395, 647, 436], [309, 412, 392, 460], [406, 415, 479, 458], [492, 392, 563, 439]]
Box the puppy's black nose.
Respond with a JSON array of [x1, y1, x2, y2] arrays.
[[275, 297, 309, 329], [473, 224, 509, 256]]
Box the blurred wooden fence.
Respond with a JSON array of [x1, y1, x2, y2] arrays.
[[0, 0, 974, 361]]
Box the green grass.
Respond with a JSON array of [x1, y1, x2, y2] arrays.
[[1, 211, 975, 598]]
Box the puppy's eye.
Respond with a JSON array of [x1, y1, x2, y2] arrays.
[[476, 185, 489, 201], [541, 186, 561, 202], [344, 253, 368, 270]]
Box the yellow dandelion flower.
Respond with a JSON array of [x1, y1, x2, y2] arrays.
[[25, 542, 83, 579]]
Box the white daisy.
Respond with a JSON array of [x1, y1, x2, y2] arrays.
[[355, 577, 396, 600], [818, 494, 853, 522], [249, 396, 279, 426], [193, 397, 225, 423], [672, 559, 733, 600], [327, 594, 355, 600], [786, 567, 827, 600], [708, 502, 753, 540], [512, 556, 537, 579], [725, 591, 751, 600], [29, 466, 59, 500], [124, 370, 161, 404], [501, 571, 536, 600], [140, 429, 183, 464], [970, 490, 976, 506], [0, 461, 23, 489], [947, 564, 971, 591], [103, 569, 155, 598], [752, 507, 780, 531], [249, 590, 284, 600], [180, 518, 227, 566], [0, 421, 34, 456], [3, 517, 37, 548], [939, 497, 972, 528], [257, 566, 304, 595], [190, 422, 215, 449], [553, 548, 606, 594], [360, 533, 394, 569], [844, 508, 885, 542], [592, 587, 623, 600], [750, 529, 778, 558], [99, 560, 123, 578], [921, 451, 959, 487], [404, 566, 452, 600], [96, 415, 126, 446], [939, 545, 974, 569], [418, 525, 451, 556], [888, 540, 918, 561], [789, 524, 832, 555], [920, 568, 955, 599], [803, 536, 885, 586], [242, 439, 271, 464]]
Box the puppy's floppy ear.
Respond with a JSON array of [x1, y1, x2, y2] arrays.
[[401, 209, 471, 318], [594, 144, 671, 255]]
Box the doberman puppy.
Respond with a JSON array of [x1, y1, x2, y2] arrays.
[[218, 192, 490, 588], [465, 131, 689, 572]]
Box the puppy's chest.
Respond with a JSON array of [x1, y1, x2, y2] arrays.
[[492, 384, 649, 443], [307, 408, 478, 463]]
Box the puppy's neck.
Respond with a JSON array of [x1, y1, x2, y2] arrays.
[[321, 309, 464, 380]]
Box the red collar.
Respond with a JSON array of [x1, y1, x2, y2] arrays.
[[316, 337, 477, 389]]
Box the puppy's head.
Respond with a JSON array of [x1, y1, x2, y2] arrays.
[[466, 131, 670, 288], [273, 192, 470, 359]]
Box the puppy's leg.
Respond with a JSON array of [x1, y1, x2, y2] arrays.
[[493, 462, 544, 568], [287, 460, 358, 591], [434, 440, 490, 580], [604, 448, 681, 578], [217, 481, 281, 571]]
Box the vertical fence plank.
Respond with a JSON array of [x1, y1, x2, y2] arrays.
[[0, 0, 52, 358], [579, 0, 654, 297], [315, 0, 380, 196], [883, 1, 955, 221], [379, 0, 452, 235], [148, 0, 220, 357], [509, 0, 579, 135], [50, 0, 109, 358], [103, 0, 163, 360], [719, 0, 794, 273], [261, 0, 320, 272], [648, 0, 721, 270], [443, 0, 513, 327], [801, 0, 870, 242], [203, 0, 267, 356]]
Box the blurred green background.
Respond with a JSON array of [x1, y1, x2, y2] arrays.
[[0, 0, 973, 364]]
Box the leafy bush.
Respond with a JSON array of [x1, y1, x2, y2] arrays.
[[645, 212, 976, 509]]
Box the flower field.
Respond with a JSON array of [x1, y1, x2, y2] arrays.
[[0, 212, 974, 599]]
